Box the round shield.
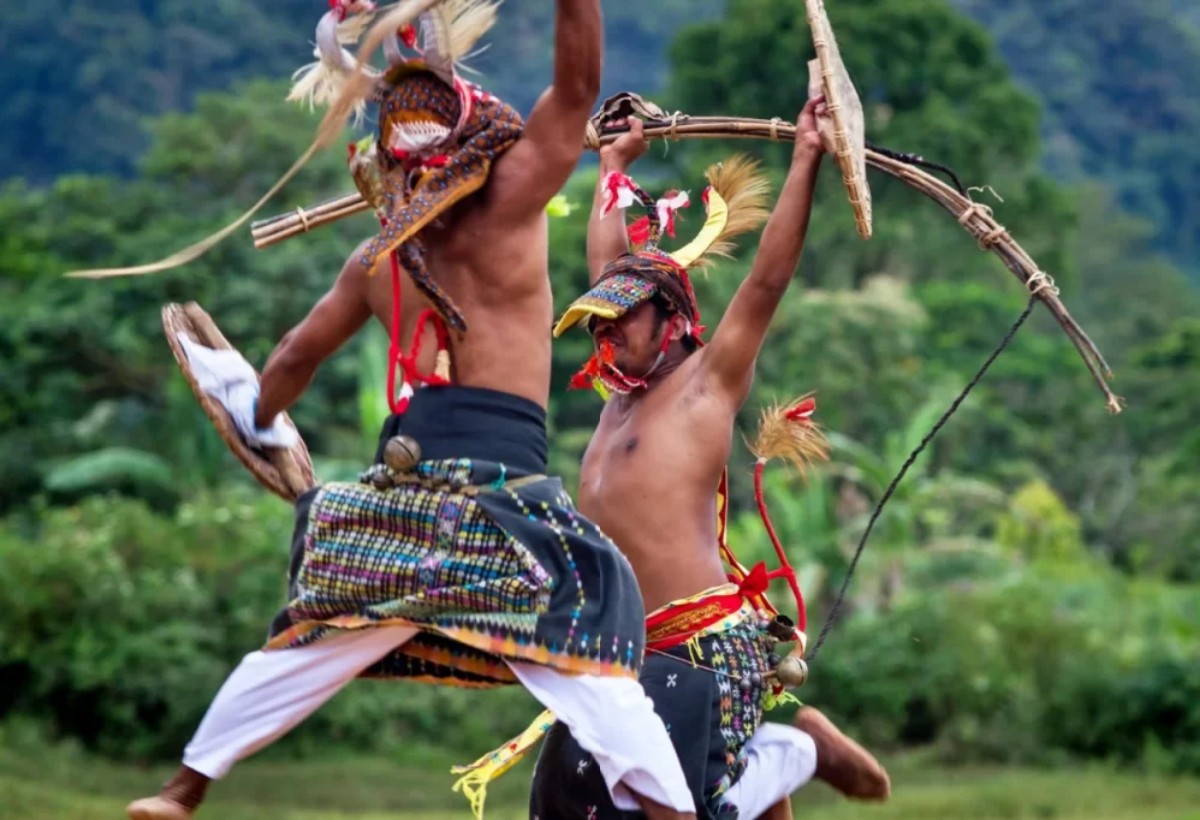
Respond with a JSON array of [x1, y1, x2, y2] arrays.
[[162, 302, 317, 502]]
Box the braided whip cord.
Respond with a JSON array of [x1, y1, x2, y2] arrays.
[[806, 296, 1038, 660]]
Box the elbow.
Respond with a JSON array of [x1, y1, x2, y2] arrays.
[[557, 1, 603, 101]]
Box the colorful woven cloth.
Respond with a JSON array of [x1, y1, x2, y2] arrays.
[[553, 252, 700, 338], [265, 389, 644, 687]]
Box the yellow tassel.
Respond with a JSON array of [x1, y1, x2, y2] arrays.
[[450, 708, 557, 818], [450, 768, 490, 820]]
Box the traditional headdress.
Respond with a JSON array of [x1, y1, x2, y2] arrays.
[[553, 155, 771, 396], [294, 0, 524, 334]]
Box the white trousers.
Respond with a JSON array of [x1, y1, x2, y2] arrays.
[[723, 722, 818, 818], [182, 625, 695, 814]]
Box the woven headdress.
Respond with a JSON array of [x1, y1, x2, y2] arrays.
[[555, 155, 771, 395], [292, 0, 523, 333]]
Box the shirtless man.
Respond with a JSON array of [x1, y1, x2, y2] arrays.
[[126, 2, 696, 818], [529, 101, 891, 818]]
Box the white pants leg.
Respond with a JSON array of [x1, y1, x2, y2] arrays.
[[722, 723, 817, 818], [183, 625, 419, 778], [507, 661, 697, 814]]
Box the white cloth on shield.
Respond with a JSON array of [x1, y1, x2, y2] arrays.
[[175, 333, 298, 449]]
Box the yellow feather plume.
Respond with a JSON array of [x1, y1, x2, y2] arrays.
[[750, 394, 830, 476], [671, 154, 772, 271], [700, 154, 772, 263], [445, 0, 500, 64]]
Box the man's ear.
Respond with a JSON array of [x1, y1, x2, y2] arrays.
[[668, 313, 689, 342]]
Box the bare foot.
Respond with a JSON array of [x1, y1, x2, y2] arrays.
[[794, 707, 891, 800], [126, 796, 193, 820], [128, 765, 210, 819]]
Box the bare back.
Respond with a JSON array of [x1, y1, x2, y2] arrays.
[[579, 354, 738, 612], [362, 194, 555, 409], [258, 0, 601, 432]]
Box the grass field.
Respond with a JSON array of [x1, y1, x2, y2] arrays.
[[2, 741, 1199, 819]]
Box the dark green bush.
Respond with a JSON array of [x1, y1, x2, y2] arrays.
[[0, 491, 539, 762], [798, 554, 1200, 774]]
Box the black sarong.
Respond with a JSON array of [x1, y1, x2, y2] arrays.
[[529, 609, 773, 818]]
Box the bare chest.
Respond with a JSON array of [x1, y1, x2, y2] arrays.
[[580, 387, 726, 507]]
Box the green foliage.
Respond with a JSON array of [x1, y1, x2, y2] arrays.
[[1045, 655, 1200, 776], [954, 0, 1200, 275], [995, 479, 1086, 563], [0, 1, 722, 184], [0, 491, 539, 761], [670, 0, 1040, 174], [0, 492, 280, 759], [803, 557, 1200, 773], [42, 447, 178, 510]]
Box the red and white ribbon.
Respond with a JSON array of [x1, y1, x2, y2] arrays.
[[656, 190, 691, 238], [601, 172, 640, 217]]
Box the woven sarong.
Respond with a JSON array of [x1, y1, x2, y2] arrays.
[[265, 386, 645, 686], [453, 582, 777, 818]]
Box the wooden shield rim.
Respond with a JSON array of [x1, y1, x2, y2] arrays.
[[162, 302, 317, 502]]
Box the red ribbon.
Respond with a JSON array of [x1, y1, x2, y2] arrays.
[[627, 216, 651, 246], [388, 148, 451, 171], [786, 396, 817, 423], [398, 23, 418, 49], [386, 245, 450, 415]]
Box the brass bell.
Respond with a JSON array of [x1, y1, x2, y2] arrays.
[[383, 435, 422, 473], [371, 470, 393, 490], [774, 654, 809, 689]]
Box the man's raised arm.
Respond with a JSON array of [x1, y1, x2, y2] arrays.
[[586, 118, 650, 283], [701, 96, 828, 405], [485, 0, 603, 220]]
